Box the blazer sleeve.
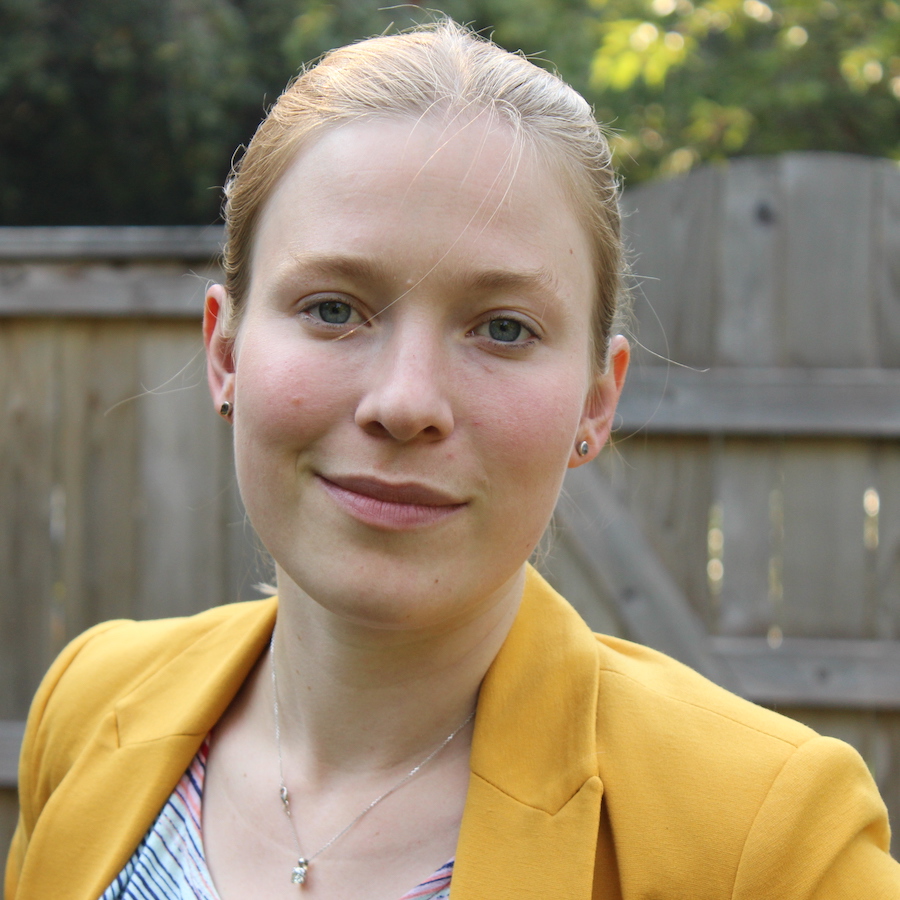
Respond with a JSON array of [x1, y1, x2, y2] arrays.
[[733, 735, 900, 899], [4, 620, 127, 900]]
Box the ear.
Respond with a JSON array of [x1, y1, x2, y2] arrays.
[[568, 334, 630, 468], [204, 284, 236, 413]]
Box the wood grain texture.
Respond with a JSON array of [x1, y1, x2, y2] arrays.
[[712, 440, 778, 636], [135, 329, 232, 620], [712, 638, 900, 708], [0, 323, 60, 718], [599, 436, 714, 626], [872, 445, 900, 640], [4, 159, 900, 863], [0, 788, 18, 872], [781, 154, 878, 367], [0, 261, 218, 317], [0, 226, 224, 260], [717, 157, 782, 365], [0, 721, 24, 788], [0, 318, 258, 719], [779, 442, 870, 638], [616, 366, 900, 435], [621, 165, 723, 368], [79, 323, 141, 627], [557, 461, 740, 689], [872, 161, 900, 366]]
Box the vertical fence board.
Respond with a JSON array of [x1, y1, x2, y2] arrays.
[[80, 323, 141, 627], [714, 440, 779, 636], [779, 443, 871, 637], [717, 158, 782, 366], [872, 444, 900, 639], [0, 323, 59, 718], [56, 325, 91, 642], [0, 789, 18, 871], [781, 156, 878, 367], [135, 329, 227, 620], [602, 436, 713, 625], [872, 162, 900, 367], [622, 166, 722, 368]]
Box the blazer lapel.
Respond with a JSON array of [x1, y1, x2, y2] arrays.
[[453, 567, 604, 899], [18, 598, 277, 900], [19, 570, 601, 899]]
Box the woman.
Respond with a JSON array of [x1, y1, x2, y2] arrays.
[[7, 20, 899, 900]]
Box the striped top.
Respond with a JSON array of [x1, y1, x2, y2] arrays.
[[101, 738, 453, 900]]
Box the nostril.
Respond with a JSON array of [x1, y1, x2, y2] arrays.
[[355, 383, 454, 443]]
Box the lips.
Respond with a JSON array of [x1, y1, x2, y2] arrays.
[[317, 474, 466, 530]]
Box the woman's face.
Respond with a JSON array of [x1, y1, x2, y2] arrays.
[[206, 114, 627, 630]]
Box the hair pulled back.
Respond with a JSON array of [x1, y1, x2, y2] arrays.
[[221, 20, 624, 368]]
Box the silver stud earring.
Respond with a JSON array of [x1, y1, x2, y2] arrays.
[[219, 401, 233, 418], [577, 440, 589, 457]]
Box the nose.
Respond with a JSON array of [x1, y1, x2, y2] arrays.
[[354, 326, 455, 442]]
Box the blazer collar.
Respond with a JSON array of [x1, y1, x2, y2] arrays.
[[20, 599, 278, 900], [113, 567, 602, 807], [453, 566, 604, 899], [115, 597, 278, 745], [25, 572, 603, 899]]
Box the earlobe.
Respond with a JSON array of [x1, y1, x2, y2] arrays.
[[568, 335, 630, 468], [204, 284, 236, 415]]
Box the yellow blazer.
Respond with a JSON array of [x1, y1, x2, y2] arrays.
[[7, 568, 900, 899]]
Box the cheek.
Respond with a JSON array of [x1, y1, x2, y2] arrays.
[[471, 365, 587, 497], [233, 330, 352, 445]]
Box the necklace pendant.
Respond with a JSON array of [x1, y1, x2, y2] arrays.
[[291, 858, 309, 886]]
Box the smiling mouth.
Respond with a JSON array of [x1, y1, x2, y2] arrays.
[[317, 475, 466, 530]]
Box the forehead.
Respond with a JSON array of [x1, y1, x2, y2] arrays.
[[249, 114, 594, 304]]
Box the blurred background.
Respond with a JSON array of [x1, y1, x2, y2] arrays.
[[2, 0, 900, 225], [3, 0, 900, 868]]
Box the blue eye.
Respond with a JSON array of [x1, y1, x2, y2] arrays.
[[488, 318, 525, 343], [317, 300, 353, 324]]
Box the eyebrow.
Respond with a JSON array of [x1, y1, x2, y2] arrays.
[[466, 267, 560, 299], [271, 251, 561, 303], [272, 252, 395, 290]]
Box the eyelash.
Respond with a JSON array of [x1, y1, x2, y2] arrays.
[[298, 297, 365, 329], [298, 298, 540, 349], [472, 315, 540, 349]]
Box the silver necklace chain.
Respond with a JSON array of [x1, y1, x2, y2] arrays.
[[269, 633, 475, 888]]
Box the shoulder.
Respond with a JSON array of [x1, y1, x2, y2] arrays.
[[588, 630, 837, 809], [591, 631, 813, 746], [585, 633, 898, 894], [9, 600, 277, 899], [36, 599, 276, 727], [19, 599, 276, 802]]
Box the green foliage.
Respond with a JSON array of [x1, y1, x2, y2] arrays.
[[2, 0, 899, 223], [584, 0, 900, 181]]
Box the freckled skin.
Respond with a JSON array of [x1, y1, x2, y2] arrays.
[[208, 114, 626, 635]]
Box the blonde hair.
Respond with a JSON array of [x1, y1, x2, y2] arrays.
[[221, 20, 624, 369]]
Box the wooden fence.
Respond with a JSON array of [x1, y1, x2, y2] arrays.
[[2, 153, 899, 862], [547, 153, 900, 853]]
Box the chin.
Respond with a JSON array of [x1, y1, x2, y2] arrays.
[[277, 551, 528, 633]]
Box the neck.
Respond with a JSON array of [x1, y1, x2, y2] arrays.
[[259, 568, 524, 780], [265, 565, 525, 780]]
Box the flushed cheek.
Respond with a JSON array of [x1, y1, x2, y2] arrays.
[[472, 376, 584, 521], [234, 335, 355, 448], [478, 364, 585, 449]]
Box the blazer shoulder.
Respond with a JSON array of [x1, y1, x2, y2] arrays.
[[49, 599, 275, 708], [23, 599, 277, 786], [591, 631, 815, 747], [586, 634, 897, 894]]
